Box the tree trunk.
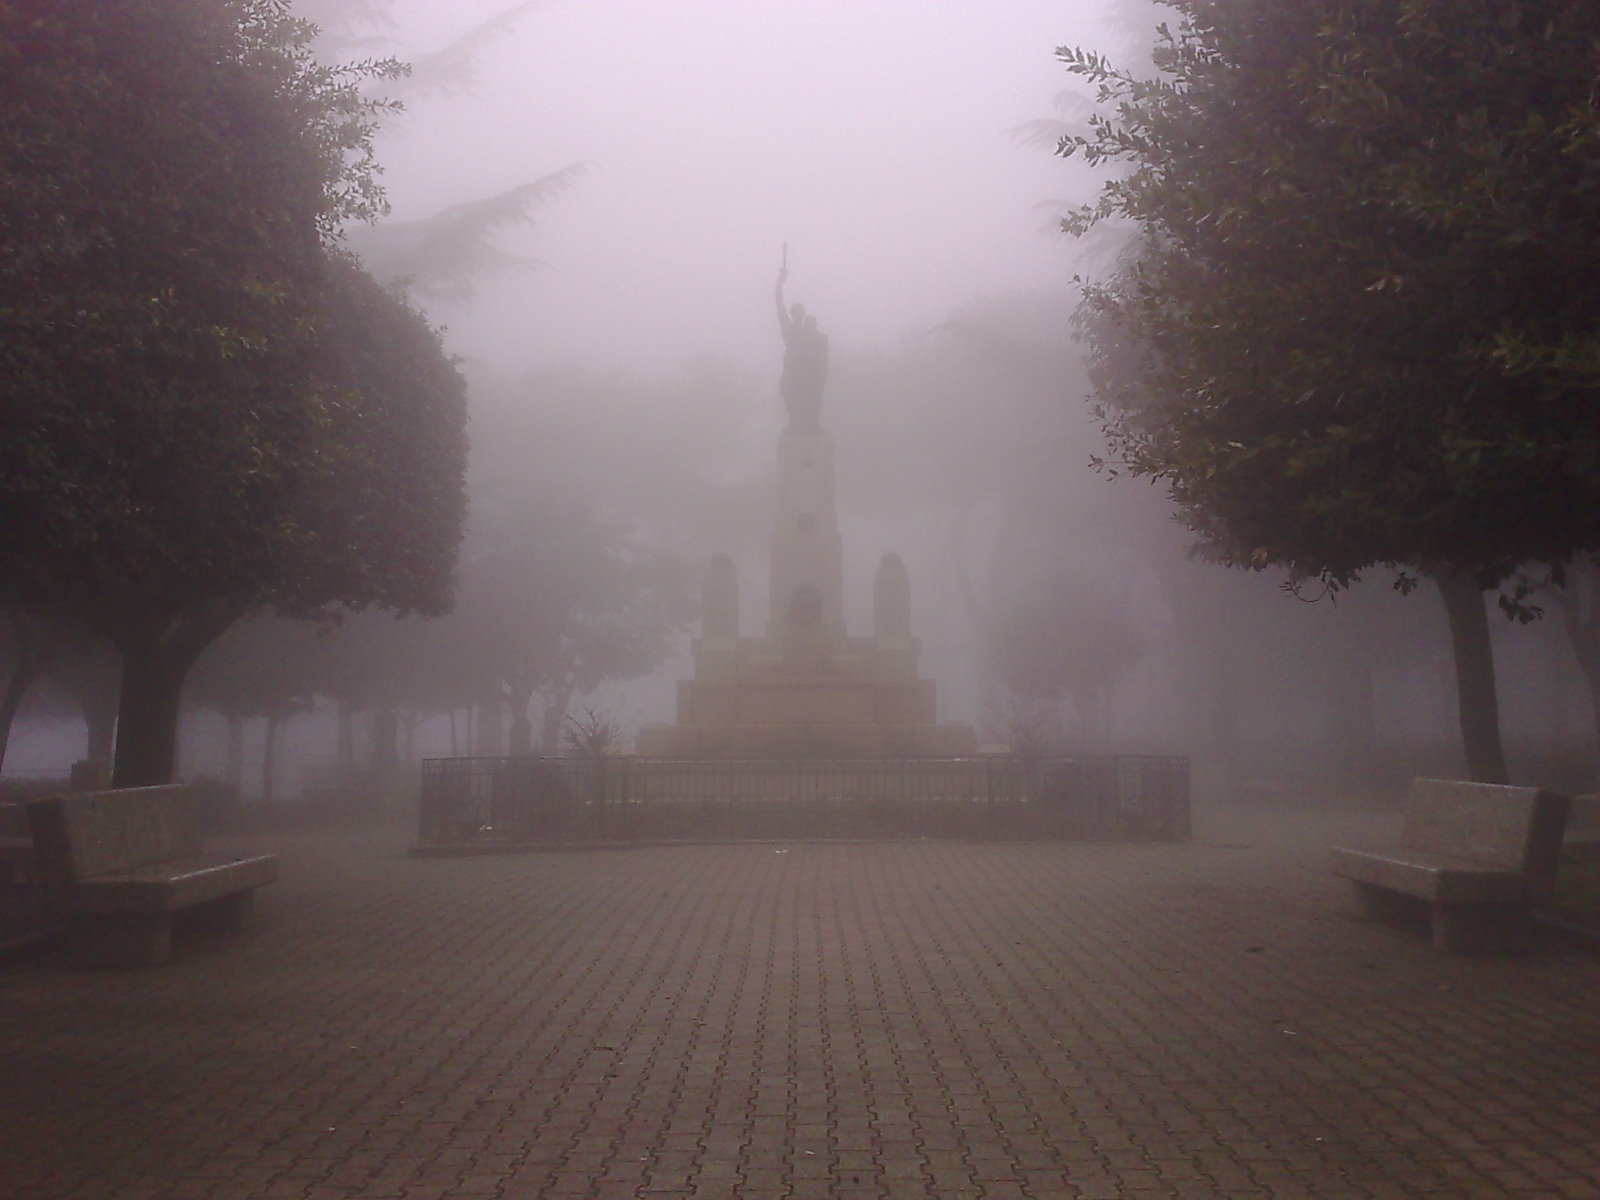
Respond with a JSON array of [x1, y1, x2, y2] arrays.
[[541, 680, 579, 756], [370, 707, 399, 771], [55, 650, 121, 767], [473, 699, 504, 756], [507, 682, 536, 756], [508, 708, 533, 756], [83, 693, 118, 767], [111, 639, 196, 787], [1574, 649, 1600, 792], [1204, 654, 1243, 775], [1551, 555, 1600, 790], [1435, 571, 1509, 785], [225, 714, 245, 792], [541, 703, 565, 756], [0, 668, 36, 774], [0, 611, 66, 773], [1559, 626, 1600, 790], [109, 601, 241, 788], [336, 698, 355, 774], [262, 714, 280, 805], [0, 644, 49, 773]]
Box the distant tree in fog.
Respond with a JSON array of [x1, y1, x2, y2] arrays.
[[1510, 555, 1600, 787], [187, 617, 320, 802], [985, 575, 1144, 751], [1552, 559, 1600, 787], [288, 608, 478, 775], [0, 612, 67, 774], [178, 358, 753, 773], [828, 290, 1165, 745], [458, 361, 756, 752], [295, 0, 529, 98], [348, 166, 589, 304], [0, 612, 130, 779], [295, 0, 584, 304], [0, 2, 466, 786], [461, 498, 683, 755], [1063, 1, 1600, 783]]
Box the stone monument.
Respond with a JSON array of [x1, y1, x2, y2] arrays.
[[634, 261, 976, 758]]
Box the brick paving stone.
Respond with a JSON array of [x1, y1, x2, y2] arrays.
[[2, 805, 1599, 1199]]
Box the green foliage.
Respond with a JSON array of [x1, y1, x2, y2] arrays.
[[0, 1, 465, 783], [0, 0, 410, 623], [1065, 0, 1600, 587], [296, 0, 582, 305], [300, 253, 468, 617], [346, 166, 589, 303]]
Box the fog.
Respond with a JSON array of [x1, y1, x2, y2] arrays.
[[355, 0, 1132, 744], [5, 0, 1597, 805], [370, 0, 1099, 375]]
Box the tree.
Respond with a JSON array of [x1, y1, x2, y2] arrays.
[[0, 610, 69, 773], [296, 253, 468, 618], [1508, 555, 1600, 788], [40, 635, 124, 772], [0, 1, 465, 785], [347, 168, 589, 304], [186, 617, 320, 801], [296, 0, 586, 305], [1062, 1, 1600, 782], [1550, 558, 1600, 788], [458, 363, 733, 754], [461, 500, 680, 755], [985, 574, 1145, 751], [822, 290, 1167, 741]]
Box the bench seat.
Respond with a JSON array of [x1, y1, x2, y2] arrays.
[[1328, 846, 1528, 906], [25, 785, 277, 966], [63, 853, 279, 915], [1330, 779, 1568, 954]]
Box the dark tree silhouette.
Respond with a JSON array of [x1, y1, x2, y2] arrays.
[[0, 2, 465, 785], [1063, 1, 1600, 782]]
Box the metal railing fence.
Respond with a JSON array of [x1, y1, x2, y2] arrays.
[[418, 754, 1190, 847]]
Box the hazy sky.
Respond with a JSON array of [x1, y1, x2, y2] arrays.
[[373, 0, 1118, 376]]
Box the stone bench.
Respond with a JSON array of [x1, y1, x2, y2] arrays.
[[25, 785, 278, 967], [1330, 778, 1569, 954]]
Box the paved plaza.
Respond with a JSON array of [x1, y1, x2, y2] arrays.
[[2, 804, 1598, 1200]]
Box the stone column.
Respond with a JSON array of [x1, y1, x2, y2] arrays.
[[768, 429, 845, 643], [702, 553, 739, 639], [873, 552, 912, 644]]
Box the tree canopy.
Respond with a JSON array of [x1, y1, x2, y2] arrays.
[[1063, 0, 1600, 780], [0, 1, 465, 784]]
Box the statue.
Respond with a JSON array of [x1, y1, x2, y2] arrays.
[[775, 252, 828, 433]]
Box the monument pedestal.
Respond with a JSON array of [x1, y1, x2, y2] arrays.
[[636, 428, 975, 758], [636, 633, 975, 758]]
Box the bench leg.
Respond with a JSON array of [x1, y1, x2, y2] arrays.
[[1351, 881, 1420, 924], [184, 889, 254, 934], [61, 912, 173, 968], [1431, 903, 1532, 955]]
